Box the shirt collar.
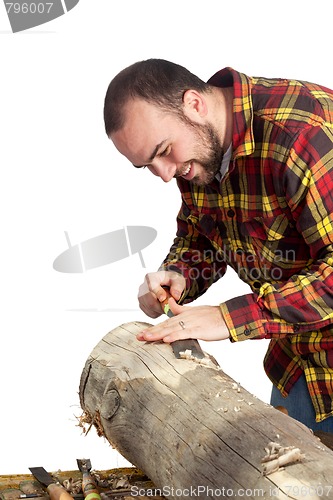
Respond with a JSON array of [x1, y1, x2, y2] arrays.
[[207, 67, 255, 160]]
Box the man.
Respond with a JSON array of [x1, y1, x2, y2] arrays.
[[104, 59, 333, 432]]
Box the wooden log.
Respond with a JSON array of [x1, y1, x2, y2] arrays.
[[79, 322, 333, 500]]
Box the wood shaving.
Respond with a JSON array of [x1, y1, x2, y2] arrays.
[[261, 441, 305, 475], [76, 410, 106, 438], [63, 478, 82, 495], [112, 477, 131, 490], [198, 357, 212, 366], [90, 473, 130, 490], [76, 411, 93, 435], [178, 351, 217, 367], [179, 349, 193, 359]]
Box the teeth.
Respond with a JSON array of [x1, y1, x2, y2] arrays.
[[183, 164, 191, 176]]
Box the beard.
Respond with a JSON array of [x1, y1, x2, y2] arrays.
[[182, 119, 225, 186]]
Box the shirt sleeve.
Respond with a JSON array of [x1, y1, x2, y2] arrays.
[[159, 200, 227, 303], [222, 125, 333, 342]]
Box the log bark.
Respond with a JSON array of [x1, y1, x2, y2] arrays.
[[79, 322, 333, 500]]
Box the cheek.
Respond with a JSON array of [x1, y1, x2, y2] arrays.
[[172, 139, 196, 163]]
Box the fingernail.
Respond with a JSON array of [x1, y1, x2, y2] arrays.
[[138, 331, 153, 340]]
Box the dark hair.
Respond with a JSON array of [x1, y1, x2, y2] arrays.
[[103, 58, 209, 136]]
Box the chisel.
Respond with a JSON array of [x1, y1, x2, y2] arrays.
[[160, 288, 205, 360], [76, 459, 101, 500], [29, 467, 74, 500]]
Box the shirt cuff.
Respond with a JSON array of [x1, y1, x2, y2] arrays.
[[219, 293, 267, 341]]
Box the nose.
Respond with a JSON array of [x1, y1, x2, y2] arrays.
[[150, 160, 176, 183]]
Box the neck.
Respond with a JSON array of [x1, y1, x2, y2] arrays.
[[210, 86, 234, 150]]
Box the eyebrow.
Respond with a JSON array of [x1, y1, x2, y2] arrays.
[[132, 140, 168, 168]]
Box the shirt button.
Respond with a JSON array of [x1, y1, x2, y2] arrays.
[[244, 328, 251, 336], [251, 269, 260, 279], [293, 324, 300, 332], [236, 248, 244, 255], [227, 209, 235, 217], [253, 281, 261, 289]]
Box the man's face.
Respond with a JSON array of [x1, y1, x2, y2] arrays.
[[110, 98, 224, 186]]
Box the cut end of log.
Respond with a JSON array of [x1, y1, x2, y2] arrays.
[[78, 322, 219, 442]]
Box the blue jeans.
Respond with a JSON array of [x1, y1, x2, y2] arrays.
[[270, 374, 333, 432]]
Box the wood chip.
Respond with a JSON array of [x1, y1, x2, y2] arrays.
[[261, 441, 305, 475]]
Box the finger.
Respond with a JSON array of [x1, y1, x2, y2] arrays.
[[138, 322, 170, 342], [138, 292, 163, 317], [138, 279, 164, 316], [138, 316, 192, 343], [166, 273, 185, 301], [136, 331, 146, 341], [139, 271, 185, 305], [140, 306, 162, 319], [138, 273, 162, 300], [156, 271, 185, 301], [169, 283, 184, 301]]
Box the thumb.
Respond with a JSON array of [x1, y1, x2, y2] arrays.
[[168, 297, 185, 316]]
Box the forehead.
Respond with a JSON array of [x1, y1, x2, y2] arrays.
[[124, 98, 167, 131], [110, 99, 180, 164]]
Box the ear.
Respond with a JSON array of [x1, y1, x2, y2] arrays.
[[182, 89, 208, 121]]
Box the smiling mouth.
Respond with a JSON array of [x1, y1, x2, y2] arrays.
[[177, 163, 192, 179]]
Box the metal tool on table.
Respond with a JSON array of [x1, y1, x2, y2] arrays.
[[19, 494, 45, 498], [76, 459, 101, 500], [29, 467, 74, 500], [160, 287, 205, 360], [100, 489, 160, 498]]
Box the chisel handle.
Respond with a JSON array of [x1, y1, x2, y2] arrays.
[[46, 483, 74, 500], [81, 473, 101, 500], [160, 287, 174, 317], [82, 493, 100, 500]]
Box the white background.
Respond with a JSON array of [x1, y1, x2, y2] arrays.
[[1, 0, 333, 475]]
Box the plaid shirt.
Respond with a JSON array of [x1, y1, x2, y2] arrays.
[[160, 67, 333, 422]]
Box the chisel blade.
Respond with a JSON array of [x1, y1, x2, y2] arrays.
[[163, 296, 205, 360], [171, 339, 205, 359], [29, 468, 55, 487], [29, 467, 74, 500]]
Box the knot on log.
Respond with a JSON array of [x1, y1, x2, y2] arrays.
[[100, 386, 121, 420]]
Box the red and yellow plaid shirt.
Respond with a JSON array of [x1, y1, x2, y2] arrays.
[[160, 67, 333, 422]]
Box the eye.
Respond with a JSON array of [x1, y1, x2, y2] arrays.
[[160, 145, 171, 157]]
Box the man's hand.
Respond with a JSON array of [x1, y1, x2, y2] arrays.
[[138, 270, 186, 318], [137, 300, 230, 342]]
